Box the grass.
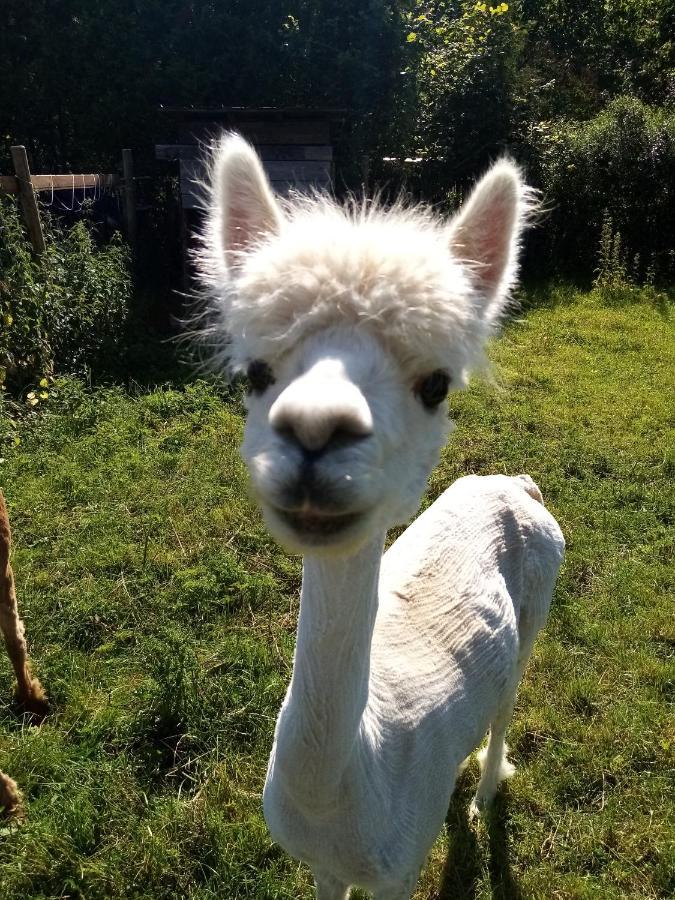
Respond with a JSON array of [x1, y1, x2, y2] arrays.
[[0, 285, 673, 899]]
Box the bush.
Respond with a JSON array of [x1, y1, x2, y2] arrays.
[[0, 197, 131, 391], [528, 96, 675, 282], [389, 1, 517, 195]]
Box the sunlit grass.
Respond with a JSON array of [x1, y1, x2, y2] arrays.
[[0, 285, 672, 898]]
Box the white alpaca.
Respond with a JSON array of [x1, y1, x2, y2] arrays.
[[198, 136, 565, 899]]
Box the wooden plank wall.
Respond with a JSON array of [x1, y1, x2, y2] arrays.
[[159, 118, 335, 209], [178, 120, 331, 146]]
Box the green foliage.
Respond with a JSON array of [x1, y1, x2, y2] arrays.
[[390, 3, 674, 281], [519, 0, 675, 112], [0, 197, 131, 391], [530, 96, 675, 282], [398, 1, 518, 186]]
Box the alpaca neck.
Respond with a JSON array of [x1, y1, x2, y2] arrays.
[[273, 532, 384, 809]]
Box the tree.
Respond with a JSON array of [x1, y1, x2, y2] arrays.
[[0, 1, 408, 176]]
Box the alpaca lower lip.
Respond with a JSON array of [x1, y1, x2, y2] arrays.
[[277, 508, 360, 537]]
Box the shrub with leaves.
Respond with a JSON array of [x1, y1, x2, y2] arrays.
[[0, 197, 131, 392], [528, 96, 675, 282], [391, 1, 517, 196], [592, 210, 670, 312]]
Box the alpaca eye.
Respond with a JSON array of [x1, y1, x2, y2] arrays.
[[246, 360, 275, 395], [416, 370, 451, 409]]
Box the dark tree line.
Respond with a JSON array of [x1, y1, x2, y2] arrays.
[[1, 1, 673, 280], [0, 1, 407, 171]]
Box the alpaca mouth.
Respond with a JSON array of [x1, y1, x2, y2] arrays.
[[274, 507, 362, 539]]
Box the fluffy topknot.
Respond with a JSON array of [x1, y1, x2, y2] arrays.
[[193, 134, 535, 382]]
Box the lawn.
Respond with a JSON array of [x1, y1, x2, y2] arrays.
[[0, 286, 673, 899]]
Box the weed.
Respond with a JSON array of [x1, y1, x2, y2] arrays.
[[0, 197, 131, 392]]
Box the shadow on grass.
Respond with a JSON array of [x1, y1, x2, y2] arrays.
[[438, 770, 523, 900]]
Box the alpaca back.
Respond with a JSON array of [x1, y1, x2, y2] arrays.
[[372, 474, 564, 750]]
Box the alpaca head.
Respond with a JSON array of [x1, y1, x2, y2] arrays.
[[199, 135, 532, 556]]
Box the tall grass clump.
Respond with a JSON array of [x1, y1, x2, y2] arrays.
[[0, 197, 131, 392], [592, 209, 671, 311]]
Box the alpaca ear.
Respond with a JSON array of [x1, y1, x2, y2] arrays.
[[448, 160, 529, 316], [211, 134, 283, 267]]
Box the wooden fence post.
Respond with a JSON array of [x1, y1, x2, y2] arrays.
[[10, 146, 46, 255], [121, 149, 137, 249]]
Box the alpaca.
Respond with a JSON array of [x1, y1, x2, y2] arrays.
[[198, 135, 565, 898], [0, 490, 48, 818]]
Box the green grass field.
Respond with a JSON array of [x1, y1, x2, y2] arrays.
[[0, 286, 673, 899]]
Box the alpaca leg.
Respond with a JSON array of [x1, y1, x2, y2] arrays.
[[469, 692, 518, 818], [469, 632, 539, 817], [0, 570, 47, 714], [314, 871, 350, 900], [0, 496, 47, 716]]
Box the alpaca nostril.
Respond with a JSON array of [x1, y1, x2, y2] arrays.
[[324, 426, 369, 453], [307, 427, 369, 460], [273, 423, 297, 444], [276, 418, 371, 456]]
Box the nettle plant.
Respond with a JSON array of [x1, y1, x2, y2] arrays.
[[0, 197, 131, 393]]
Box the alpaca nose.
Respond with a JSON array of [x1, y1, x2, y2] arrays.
[[269, 373, 373, 453]]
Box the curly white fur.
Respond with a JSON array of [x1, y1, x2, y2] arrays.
[[197, 135, 563, 899], [196, 134, 537, 385]]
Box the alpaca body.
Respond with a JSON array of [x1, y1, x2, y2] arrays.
[[198, 135, 564, 896], [264, 475, 564, 895]]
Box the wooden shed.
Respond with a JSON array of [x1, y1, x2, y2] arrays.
[[156, 107, 347, 209]]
